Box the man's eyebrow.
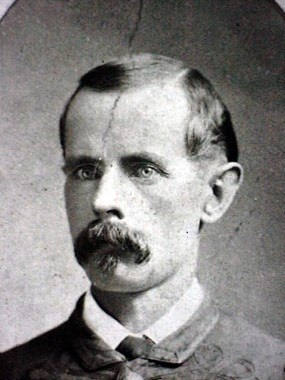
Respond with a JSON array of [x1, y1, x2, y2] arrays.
[[120, 153, 168, 169], [63, 155, 103, 172]]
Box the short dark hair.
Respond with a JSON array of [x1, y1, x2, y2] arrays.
[[60, 53, 238, 162]]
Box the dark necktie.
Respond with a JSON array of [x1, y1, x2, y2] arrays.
[[116, 335, 155, 360]]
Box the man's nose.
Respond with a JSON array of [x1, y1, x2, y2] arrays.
[[91, 168, 125, 221]]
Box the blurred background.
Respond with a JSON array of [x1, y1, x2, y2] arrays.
[[0, 0, 284, 351]]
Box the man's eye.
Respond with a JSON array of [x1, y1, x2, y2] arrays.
[[128, 162, 169, 181], [73, 165, 100, 180], [131, 165, 158, 179]]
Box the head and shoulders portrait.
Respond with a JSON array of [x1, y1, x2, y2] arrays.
[[0, 2, 284, 380]]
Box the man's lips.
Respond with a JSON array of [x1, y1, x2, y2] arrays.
[[94, 242, 121, 255]]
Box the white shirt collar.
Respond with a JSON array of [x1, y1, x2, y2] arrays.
[[83, 277, 204, 350]]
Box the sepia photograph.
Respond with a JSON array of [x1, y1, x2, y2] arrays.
[[0, 1, 284, 379]]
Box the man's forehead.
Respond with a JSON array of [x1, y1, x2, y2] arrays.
[[64, 84, 193, 162], [68, 84, 190, 131], [67, 81, 189, 120]]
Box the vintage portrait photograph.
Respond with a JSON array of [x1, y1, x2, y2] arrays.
[[0, 1, 284, 379]]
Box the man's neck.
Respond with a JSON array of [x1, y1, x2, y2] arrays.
[[91, 268, 198, 333]]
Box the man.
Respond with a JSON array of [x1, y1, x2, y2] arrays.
[[0, 54, 284, 379]]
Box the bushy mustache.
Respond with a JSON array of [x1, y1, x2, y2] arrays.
[[74, 220, 150, 272]]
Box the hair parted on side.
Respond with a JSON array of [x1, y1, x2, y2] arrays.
[[60, 53, 238, 162]]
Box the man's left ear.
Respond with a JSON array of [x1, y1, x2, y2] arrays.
[[201, 162, 243, 224]]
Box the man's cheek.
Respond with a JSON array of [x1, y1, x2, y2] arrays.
[[138, 188, 184, 231], [148, 184, 187, 213], [65, 183, 94, 238]]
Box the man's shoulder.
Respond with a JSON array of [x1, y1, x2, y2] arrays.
[[0, 322, 69, 380], [205, 311, 285, 379], [215, 312, 285, 355]]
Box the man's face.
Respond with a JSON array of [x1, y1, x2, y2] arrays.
[[64, 82, 212, 293]]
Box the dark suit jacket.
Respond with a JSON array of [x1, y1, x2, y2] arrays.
[[0, 294, 284, 379]]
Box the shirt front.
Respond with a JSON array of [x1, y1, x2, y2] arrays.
[[83, 277, 204, 349]]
